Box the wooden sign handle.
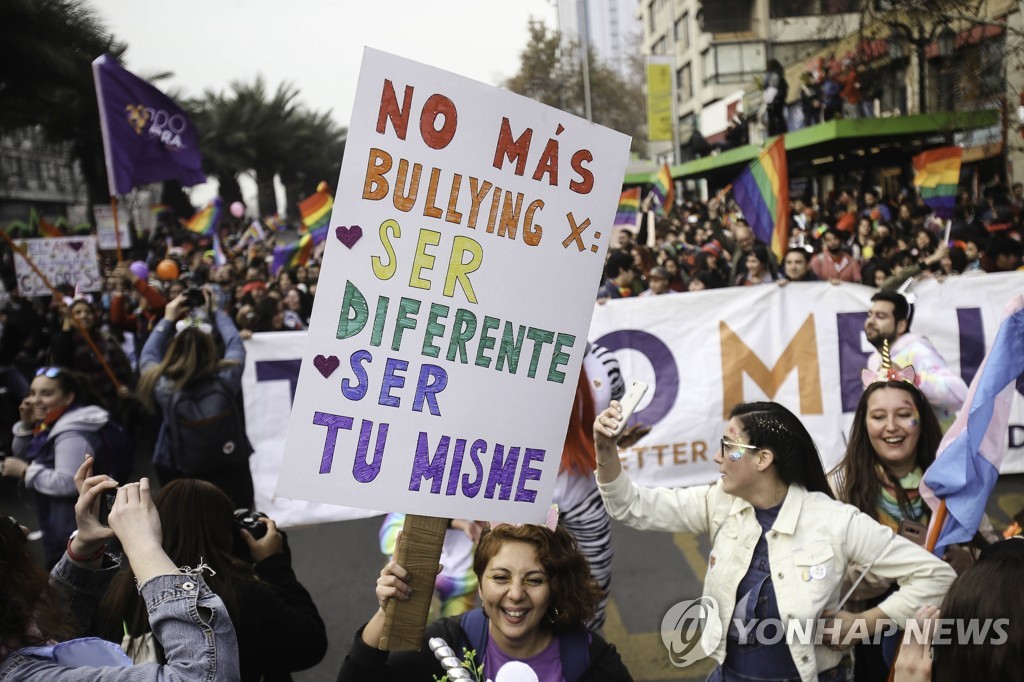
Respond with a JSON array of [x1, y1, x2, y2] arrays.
[[380, 514, 449, 651]]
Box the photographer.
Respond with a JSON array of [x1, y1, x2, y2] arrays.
[[137, 287, 254, 507], [93, 478, 327, 681], [0, 459, 240, 679]]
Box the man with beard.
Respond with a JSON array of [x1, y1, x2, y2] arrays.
[[810, 227, 861, 282], [863, 290, 967, 431]]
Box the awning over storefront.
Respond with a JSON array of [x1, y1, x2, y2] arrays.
[[627, 109, 1000, 187]]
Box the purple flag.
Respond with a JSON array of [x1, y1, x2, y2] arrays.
[[92, 54, 206, 195]]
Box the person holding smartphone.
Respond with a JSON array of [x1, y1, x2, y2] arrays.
[[594, 400, 955, 682]]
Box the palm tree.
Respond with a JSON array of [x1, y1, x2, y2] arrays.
[[0, 0, 126, 203]]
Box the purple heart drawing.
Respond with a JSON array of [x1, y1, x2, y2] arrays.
[[68, 241, 84, 251], [335, 225, 363, 249], [313, 354, 340, 378]]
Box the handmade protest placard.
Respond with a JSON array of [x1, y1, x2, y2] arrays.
[[13, 236, 102, 297], [94, 205, 132, 250], [276, 48, 631, 523]]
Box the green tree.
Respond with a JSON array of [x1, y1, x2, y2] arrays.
[[505, 20, 645, 152], [191, 78, 346, 217], [0, 0, 125, 203]]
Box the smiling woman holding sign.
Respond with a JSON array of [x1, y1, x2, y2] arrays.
[[338, 520, 631, 681], [594, 400, 955, 682]]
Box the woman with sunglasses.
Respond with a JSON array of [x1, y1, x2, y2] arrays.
[[594, 400, 955, 682], [1, 367, 114, 567]]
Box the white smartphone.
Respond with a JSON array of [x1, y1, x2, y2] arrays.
[[612, 381, 649, 437]]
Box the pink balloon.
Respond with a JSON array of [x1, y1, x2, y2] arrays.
[[128, 261, 148, 280], [230, 201, 245, 218]]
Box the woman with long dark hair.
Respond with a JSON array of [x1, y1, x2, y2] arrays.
[[95, 478, 327, 681], [0, 460, 239, 679], [595, 400, 955, 681]]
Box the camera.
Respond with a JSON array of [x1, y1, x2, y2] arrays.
[[183, 287, 205, 308], [233, 508, 269, 540], [98, 488, 118, 526]]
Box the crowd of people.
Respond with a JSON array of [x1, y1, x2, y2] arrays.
[[597, 184, 1023, 301], [0, 178, 1021, 681]]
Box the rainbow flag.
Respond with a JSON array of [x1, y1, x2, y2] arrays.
[[732, 136, 789, 262], [298, 187, 333, 235], [31, 209, 63, 238], [271, 225, 329, 274], [264, 214, 287, 232], [183, 197, 222, 236], [651, 163, 675, 216], [614, 188, 641, 226], [913, 147, 962, 219], [922, 294, 1024, 555]]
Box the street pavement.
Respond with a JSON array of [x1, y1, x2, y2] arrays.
[[3, 460, 1022, 681]]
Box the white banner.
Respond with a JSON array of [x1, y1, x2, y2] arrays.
[[274, 49, 631, 523], [243, 272, 1024, 526], [13, 236, 102, 297], [588, 272, 1024, 489]]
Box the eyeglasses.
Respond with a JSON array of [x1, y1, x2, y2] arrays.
[[35, 367, 61, 378], [721, 438, 759, 461]]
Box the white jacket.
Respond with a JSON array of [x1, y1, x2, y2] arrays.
[[598, 473, 956, 681]]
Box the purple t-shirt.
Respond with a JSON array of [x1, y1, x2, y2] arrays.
[[485, 635, 563, 681]]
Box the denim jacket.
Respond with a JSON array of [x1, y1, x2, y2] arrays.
[[0, 554, 239, 681], [598, 474, 956, 682]]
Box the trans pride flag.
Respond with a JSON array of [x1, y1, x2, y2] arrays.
[[614, 188, 641, 226], [913, 147, 962, 220], [732, 136, 789, 262], [651, 163, 674, 216], [183, 197, 222, 236], [271, 225, 329, 274], [922, 294, 1024, 555]]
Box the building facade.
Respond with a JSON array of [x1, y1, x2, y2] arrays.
[[558, 0, 644, 80]]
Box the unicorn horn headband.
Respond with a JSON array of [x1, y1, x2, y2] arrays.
[[861, 339, 918, 389], [491, 504, 559, 532]]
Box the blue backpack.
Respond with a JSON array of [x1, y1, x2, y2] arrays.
[[459, 608, 590, 681]]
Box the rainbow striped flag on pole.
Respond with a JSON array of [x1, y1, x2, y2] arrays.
[[614, 188, 641, 226], [651, 163, 675, 216], [183, 197, 222, 236], [298, 185, 333, 235], [271, 225, 329, 274], [732, 136, 789, 262], [913, 147, 962, 219]]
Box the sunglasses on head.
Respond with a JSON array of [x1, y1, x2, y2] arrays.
[[35, 367, 61, 378]]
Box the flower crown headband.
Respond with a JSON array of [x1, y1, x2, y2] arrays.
[[861, 339, 919, 389]]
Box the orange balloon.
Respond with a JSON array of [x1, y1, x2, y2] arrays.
[[155, 259, 180, 281]]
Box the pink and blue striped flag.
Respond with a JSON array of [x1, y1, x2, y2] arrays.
[[921, 294, 1024, 555]]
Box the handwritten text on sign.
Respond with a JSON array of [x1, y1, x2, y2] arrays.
[[275, 49, 630, 523]]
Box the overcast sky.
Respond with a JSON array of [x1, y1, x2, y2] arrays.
[[91, 0, 557, 130]]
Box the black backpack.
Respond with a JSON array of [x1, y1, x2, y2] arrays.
[[92, 419, 133, 482], [165, 377, 252, 475]]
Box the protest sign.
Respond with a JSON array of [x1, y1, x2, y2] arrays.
[[94, 204, 132, 250], [13, 236, 102, 297], [275, 48, 631, 523]]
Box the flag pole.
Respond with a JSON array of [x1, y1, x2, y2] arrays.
[[0, 230, 124, 394], [111, 195, 124, 262]]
